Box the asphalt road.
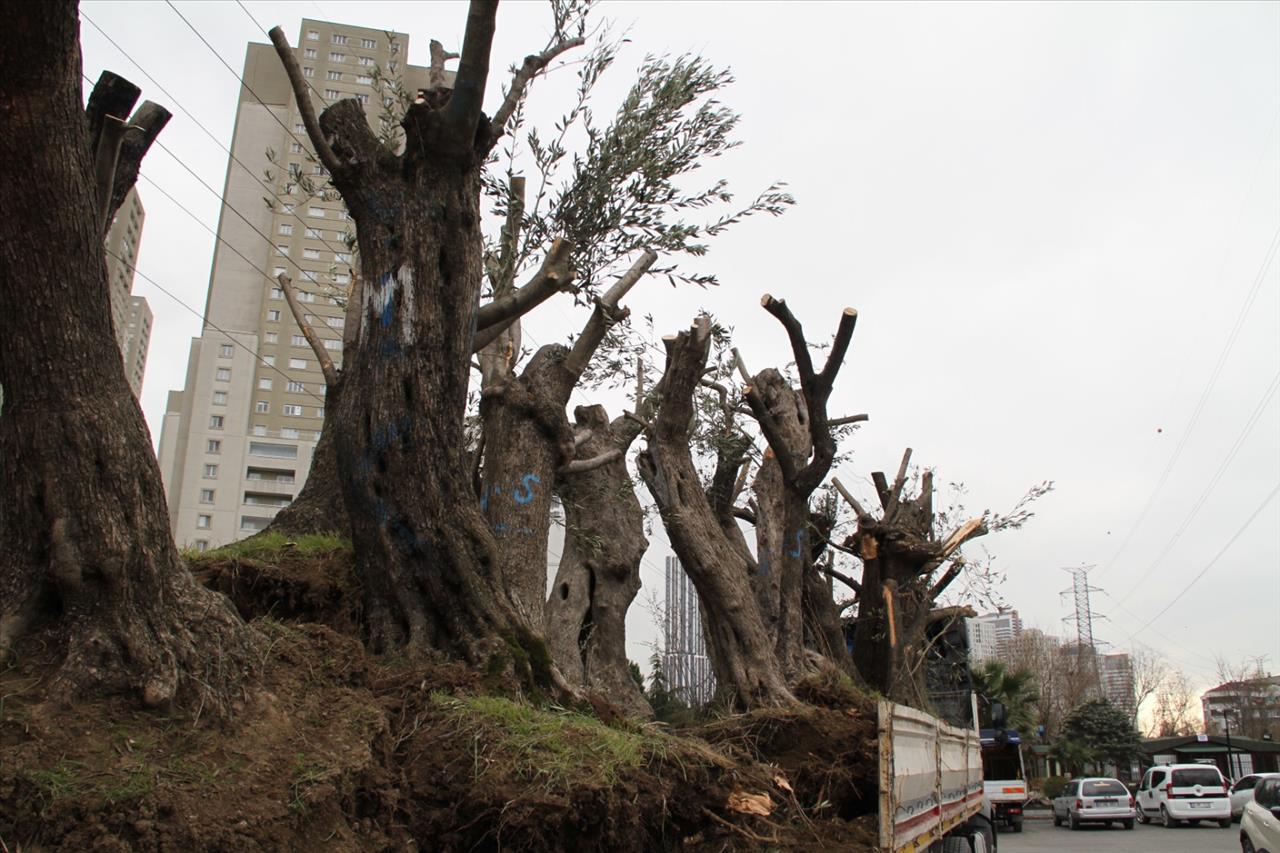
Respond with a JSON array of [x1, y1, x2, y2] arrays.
[[996, 813, 1241, 853]]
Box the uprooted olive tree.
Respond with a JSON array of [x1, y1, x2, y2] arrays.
[[0, 0, 255, 711]]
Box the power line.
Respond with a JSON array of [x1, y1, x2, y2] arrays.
[[104, 246, 327, 406], [1098, 222, 1280, 578], [233, 0, 340, 113], [1124, 480, 1280, 647], [1115, 370, 1280, 604]]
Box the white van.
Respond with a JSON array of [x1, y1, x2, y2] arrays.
[[1136, 763, 1232, 828]]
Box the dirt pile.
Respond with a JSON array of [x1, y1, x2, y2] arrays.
[[0, 544, 881, 851]]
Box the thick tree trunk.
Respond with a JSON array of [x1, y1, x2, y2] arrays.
[[0, 0, 254, 710], [639, 318, 796, 710], [544, 405, 650, 717]]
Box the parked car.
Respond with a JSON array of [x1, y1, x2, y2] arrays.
[[1241, 775, 1280, 853], [1051, 777, 1136, 830], [1233, 773, 1280, 820], [1135, 763, 1231, 828]]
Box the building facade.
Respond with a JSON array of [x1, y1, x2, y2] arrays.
[[663, 556, 715, 707], [966, 608, 1023, 663], [1099, 652, 1135, 718], [105, 187, 151, 396], [158, 20, 431, 550], [1203, 674, 1280, 741]]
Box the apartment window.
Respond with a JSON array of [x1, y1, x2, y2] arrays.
[[193, 540, 208, 552], [304, 48, 317, 59], [390, 41, 400, 55], [215, 367, 231, 381], [299, 290, 316, 302], [356, 93, 369, 104], [262, 356, 276, 366], [301, 271, 318, 283], [278, 223, 293, 236], [209, 415, 224, 429], [286, 380, 305, 393], [323, 339, 342, 351], [302, 67, 315, 78], [388, 61, 398, 72], [294, 122, 305, 133], [324, 89, 340, 100], [332, 33, 347, 44], [276, 244, 289, 256], [206, 439, 221, 454], [196, 514, 211, 529], [199, 488, 215, 504], [259, 377, 273, 390], [306, 29, 319, 40], [219, 344, 234, 358], [249, 441, 297, 459], [267, 310, 281, 322], [308, 206, 326, 218], [252, 424, 268, 436], [304, 314, 317, 324], [283, 404, 304, 417], [256, 401, 271, 414], [357, 75, 372, 85], [289, 143, 302, 155], [329, 52, 345, 62], [212, 391, 228, 405], [360, 38, 376, 49], [291, 334, 307, 347], [203, 464, 218, 478], [315, 407, 325, 418], [270, 286, 283, 299], [281, 427, 300, 439], [383, 97, 395, 109], [261, 333, 276, 347], [335, 210, 348, 220], [303, 248, 320, 260], [289, 357, 307, 369], [326, 317, 345, 329], [326, 70, 342, 81], [358, 56, 374, 67], [335, 273, 350, 285]]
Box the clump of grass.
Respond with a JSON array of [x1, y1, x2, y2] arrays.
[[433, 693, 657, 788], [186, 531, 349, 564]]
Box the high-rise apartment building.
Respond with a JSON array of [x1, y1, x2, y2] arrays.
[[1099, 652, 1135, 718], [105, 188, 151, 396], [158, 20, 431, 550], [966, 608, 1023, 663]]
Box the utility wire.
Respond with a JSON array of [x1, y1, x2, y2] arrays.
[[104, 246, 328, 406], [1098, 222, 1280, 578], [79, 10, 350, 258], [1115, 370, 1280, 605], [1124, 480, 1280, 646], [233, 0, 341, 114]]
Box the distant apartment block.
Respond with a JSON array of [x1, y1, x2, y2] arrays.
[[1100, 652, 1135, 717], [966, 608, 1023, 663], [105, 188, 151, 396], [1203, 674, 1280, 741], [157, 20, 433, 551]]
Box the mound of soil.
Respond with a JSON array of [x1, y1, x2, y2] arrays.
[[192, 545, 360, 634], [1, 549, 882, 851]]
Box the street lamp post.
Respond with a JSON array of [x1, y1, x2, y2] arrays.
[[1219, 709, 1236, 780]]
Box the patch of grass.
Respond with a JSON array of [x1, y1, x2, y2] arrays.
[[434, 693, 657, 788], [288, 752, 332, 814], [187, 531, 349, 564], [29, 760, 90, 803]]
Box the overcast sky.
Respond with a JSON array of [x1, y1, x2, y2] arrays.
[[80, 1, 1278, 705]]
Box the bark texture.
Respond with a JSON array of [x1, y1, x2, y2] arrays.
[[544, 406, 650, 718], [0, 0, 254, 710], [638, 318, 796, 710]]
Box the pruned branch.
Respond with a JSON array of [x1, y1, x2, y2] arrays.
[[559, 448, 623, 476], [475, 238, 574, 332], [820, 306, 858, 384], [446, 0, 499, 141], [277, 274, 337, 388], [831, 477, 874, 522], [490, 36, 586, 141], [563, 249, 657, 379], [85, 71, 140, 153], [816, 561, 861, 595], [428, 39, 460, 89], [939, 517, 987, 561], [760, 293, 816, 381], [267, 26, 343, 175], [928, 561, 966, 601], [108, 101, 171, 221], [882, 447, 913, 520], [93, 115, 128, 235], [829, 414, 870, 427]]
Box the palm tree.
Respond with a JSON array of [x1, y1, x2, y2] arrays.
[[973, 661, 1041, 735]]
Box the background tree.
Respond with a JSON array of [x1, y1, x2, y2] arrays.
[[1053, 699, 1141, 774], [0, 0, 254, 710], [1151, 667, 1202, 737], [1129, 646, 1169, 731], [972, 661, 1041, 734]]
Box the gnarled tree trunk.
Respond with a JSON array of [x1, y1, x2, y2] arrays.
[[544, 405, 650, 717], [0, 0, 255, 711]]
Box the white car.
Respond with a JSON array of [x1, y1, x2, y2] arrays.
[[1051, 776, 1136, 830], [1135, 763, 1231, 828], [1234, 773, 1280, 821], [1241, 775, 1280, 853]]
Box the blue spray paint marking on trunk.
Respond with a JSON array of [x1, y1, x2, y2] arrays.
[[513, 473, 540, 505], [787, 531, 804, 558]]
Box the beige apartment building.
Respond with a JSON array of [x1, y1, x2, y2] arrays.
[[158, 20, 431, 550], [105, 188, 152, 396]]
